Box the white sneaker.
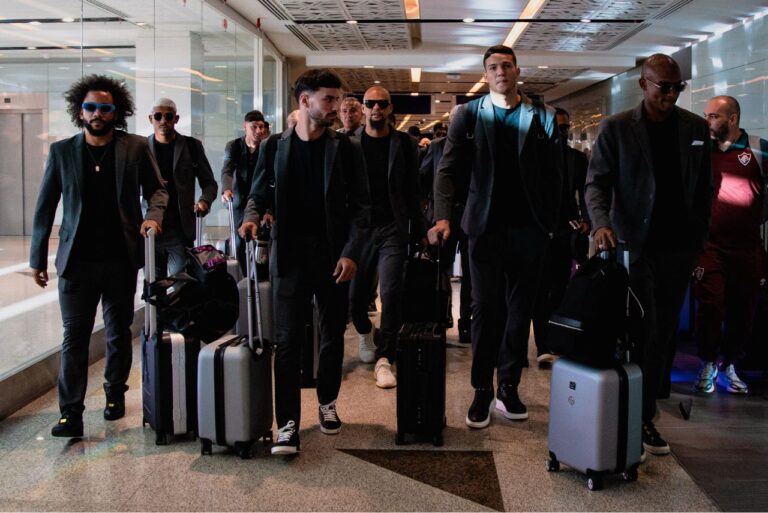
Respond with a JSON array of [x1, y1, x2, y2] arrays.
[[722, 364, 748, 394], [374, 357, 396, 389], [358, 328, 376, 363]]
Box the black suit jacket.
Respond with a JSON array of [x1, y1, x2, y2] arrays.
[[220, 136, 256, 225], [433, 94, 563, 237], [562, 145, 589, 227], [585, 103, 713, 262], [353, 127, 426, 239], [148, 134, 217, 241], [243, 128, 371, 278], [30, 130, 168, 275]]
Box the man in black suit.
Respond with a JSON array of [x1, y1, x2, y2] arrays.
[[147, 98, 217, 276], [586, 54, 713, 456], [430, 45, 563, 429], [29, 75, 167, 438], [221, 110, 269, 271], [239, 69, 370, 455], [349, 86, 426, 386], [531, 107, 590, 367]]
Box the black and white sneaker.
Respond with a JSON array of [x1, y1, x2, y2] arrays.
[[496, 384, 528, 420], [465, 388, 495, 429], [271, 420, 300, 455], [319, 400, 342, 435], [642, 421, 670, 455]]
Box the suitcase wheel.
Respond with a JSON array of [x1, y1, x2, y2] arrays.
[[200, 438, 213, 456], [155, 433, 169, 446], [432, 434, 443, 447], [586, 476, 603, 491], [622, 465, 639, 482], [235, 442, 253, 460], [545, 458, 560, 472]]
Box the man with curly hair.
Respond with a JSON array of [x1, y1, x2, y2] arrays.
[[29, 74, 168, 438]]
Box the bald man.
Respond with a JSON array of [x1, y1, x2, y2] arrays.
[[586, 54, 713, 456], [349, 85, 426, 388]]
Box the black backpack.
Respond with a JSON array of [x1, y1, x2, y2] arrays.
[[546, 250, 631, 367]]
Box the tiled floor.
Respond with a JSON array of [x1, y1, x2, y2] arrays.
[[0, 298, 720, 512]]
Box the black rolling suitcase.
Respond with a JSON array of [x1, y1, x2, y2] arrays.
[[141, 229, 201, 445], [396, 246, 447, 446]]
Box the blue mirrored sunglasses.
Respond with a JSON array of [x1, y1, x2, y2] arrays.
[[82, 102, 116, 113]]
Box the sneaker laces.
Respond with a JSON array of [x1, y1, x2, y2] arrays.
[[643, 422, 660, 439], [276, 420, 296, 443], [724, 364, 745, 384], [319, 401, 339, 423], [700, 361, 717, 380]]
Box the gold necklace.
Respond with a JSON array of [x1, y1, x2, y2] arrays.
[[84, 142, 111, 172]]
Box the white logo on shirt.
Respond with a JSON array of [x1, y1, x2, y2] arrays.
[[738, 151, 752, 166]]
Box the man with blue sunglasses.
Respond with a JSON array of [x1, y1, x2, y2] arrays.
[[30, 74, 168, 438]]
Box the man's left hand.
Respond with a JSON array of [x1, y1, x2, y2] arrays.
[[194, 201, 210, 215], [333, 257, 357, 284], [141, 219, 161, 237]]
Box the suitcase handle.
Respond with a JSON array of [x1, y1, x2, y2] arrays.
[[245, 236, 265, 355], [195, 210, 204, 248], [144, 228, 157, 338], [225, 197, 237, 259]]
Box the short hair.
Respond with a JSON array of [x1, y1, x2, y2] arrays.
[[555, 107, 570, 118], [407, 126, 421, 137], [152, 97, 177, 113], [483, 45, 517, 68], [342, 96, 361, 107], [294, 69, 342, 102], [63, 74, 134, 130], [433, 122, 445, 131], [711, 95, 741, 121], [263, 120, 270, 129], [244, 110, 265, 123]]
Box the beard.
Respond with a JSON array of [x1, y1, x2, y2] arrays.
[[369, 116, 387, 130], [84, 118, 115, 136], [309, 107, 335, 127], [710, 124, 728, 142]]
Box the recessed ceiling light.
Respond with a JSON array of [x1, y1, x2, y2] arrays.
[[435, 100, 441, 103], [346, 20, 358, 24], [215, 65, 227, 68], [136, 22, 146, 26], [62, 17, 75, 23], [580, 18, 591, 23], [537, 65, 548, 69], [411, 67, 421, 82], [364, 65, 374, 69], [410, 92, 418, 96], [462, 18, 475, 23], [29, 21, 41, 25], [517, 81, 524, 85], [440, 91, 446, 94], [27, 46, 36, 50], [374, 80, 381, 84]]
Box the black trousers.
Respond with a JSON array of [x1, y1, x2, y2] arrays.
[[57, 261, 137, 416], [349, 222, 407, 362], [628, 248, 696, 422], [272, 240, 350, 429], [468, 226, 547, 390], [531, 235, 573, 355]]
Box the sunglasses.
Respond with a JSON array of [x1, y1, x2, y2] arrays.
[[645, 79, 687, 94], [364, 99, 390, 109], [82, 102, 116, 113], [152, 112, 176, 122]]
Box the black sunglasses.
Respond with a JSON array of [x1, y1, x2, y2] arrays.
[[82, 102, 116, 113], [152, 112, 176, 122], [364, 99, 390, 109], [645, 79, 687, 94]]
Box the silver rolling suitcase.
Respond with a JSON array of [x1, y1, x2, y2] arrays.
[[546, 244, 643, 491], [197, 239, 273, 459]]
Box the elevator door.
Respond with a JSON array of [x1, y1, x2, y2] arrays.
[[0, 111, 45, 235]]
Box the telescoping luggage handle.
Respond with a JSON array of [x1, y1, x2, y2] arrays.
[[144, 228, 157, 338], [195, 210, 204, 248], [225, 197, 237, 259], [245, 236, 266, 355]]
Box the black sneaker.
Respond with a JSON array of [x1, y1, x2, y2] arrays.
[[465, 388, 495, 429], [103, 394, 125, 421], [272, 420, 300, 455], [642, 422, 670, 455], [51, 413, 83, 438], [496, 384, 528, 420], [319, 400, 342, 435]]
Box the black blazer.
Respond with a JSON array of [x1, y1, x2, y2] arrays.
[[148, 134, 217, 241], [585, 103, 713, 261], [220, 136, 256, 224], [30, 130, 168, 275], [433, 94, 563, 237], [353, 127, 426, 239], [243, 128, 371, 277]]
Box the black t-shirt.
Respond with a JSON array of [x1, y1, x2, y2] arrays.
[[285, 131, 326, 238], [154, 139, 181, 231], [361, 131, 394, 227], [645, 113, 690, 250], [488, 102, 534, 230], [71, 141, 127, 263]]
